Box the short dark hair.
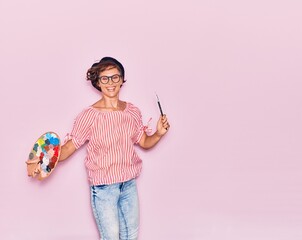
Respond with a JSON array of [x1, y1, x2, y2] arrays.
[[86, 57, 126, 92]]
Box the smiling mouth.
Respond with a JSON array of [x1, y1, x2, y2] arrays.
[[106, 87, 116, 92]]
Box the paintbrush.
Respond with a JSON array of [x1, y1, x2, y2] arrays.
[[156, 93, 164, 116], [156, 93, 168, 130]]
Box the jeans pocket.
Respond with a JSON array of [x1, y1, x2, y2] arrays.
[[94, 184, 108, 190], [91, 184, 108, 196]]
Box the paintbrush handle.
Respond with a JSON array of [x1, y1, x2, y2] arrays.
[[157, 101, 164, 116]]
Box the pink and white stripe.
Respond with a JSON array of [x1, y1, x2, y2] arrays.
[[68, 102, 145, 186]]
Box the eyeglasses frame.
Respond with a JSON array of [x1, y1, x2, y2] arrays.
[[98, 74, 122, 84]]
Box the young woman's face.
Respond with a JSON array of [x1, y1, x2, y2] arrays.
[[98, 67, 123, 98]]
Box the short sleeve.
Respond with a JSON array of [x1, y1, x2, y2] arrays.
[[69, 108, 96, 149], [129, 104, 145, 144]]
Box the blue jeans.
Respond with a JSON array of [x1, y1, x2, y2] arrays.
[[90, 178, 139, 240]]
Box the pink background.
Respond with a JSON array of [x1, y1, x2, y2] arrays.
[[1, 0, 302, 239]]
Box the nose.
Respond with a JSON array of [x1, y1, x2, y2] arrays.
[[108, 78, 114, 85]]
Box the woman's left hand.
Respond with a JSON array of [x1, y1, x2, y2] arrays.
[[156, 114, 170, 136], [139, 114, 170, 149]]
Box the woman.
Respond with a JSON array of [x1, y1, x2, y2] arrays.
[[59, 57, 170, 239]]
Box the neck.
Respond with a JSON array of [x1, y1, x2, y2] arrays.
[[102, 96, 120, 109]]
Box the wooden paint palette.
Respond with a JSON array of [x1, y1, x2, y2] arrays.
[[26, 132, 61, 180]]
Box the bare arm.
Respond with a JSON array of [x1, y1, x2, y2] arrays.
[[59, 139, 77, 162], [139, 115, 170, 149]]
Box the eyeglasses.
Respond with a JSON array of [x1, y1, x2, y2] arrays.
[[98, 74, 122, 84]]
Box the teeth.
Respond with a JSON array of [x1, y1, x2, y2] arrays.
[[107, 87, 115, 91]]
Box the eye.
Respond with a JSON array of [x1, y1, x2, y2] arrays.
[[100, 76, 109, 82], [112, 75, 121, 82], [112, 75, 119, 80]]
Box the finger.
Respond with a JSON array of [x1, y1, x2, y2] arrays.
[[26, 161, 38, 165], [162, 121, 170, 129], [160, 114, 166, 120], [162, 120, 169, 127], [26, 157, 40, 165], [161, 116, 168, 123]]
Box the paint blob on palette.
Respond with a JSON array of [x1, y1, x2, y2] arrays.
[[26, 132, 61, 180]]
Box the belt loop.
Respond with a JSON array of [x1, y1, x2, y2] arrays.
[[119, 182, 124, 191]]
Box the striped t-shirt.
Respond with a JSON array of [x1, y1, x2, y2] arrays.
[[68, 102, 145, 186]]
